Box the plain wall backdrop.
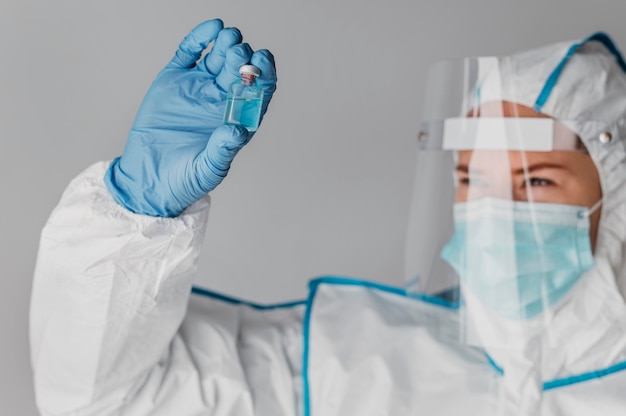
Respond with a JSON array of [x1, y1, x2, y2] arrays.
[[2, 0, 626, 414]]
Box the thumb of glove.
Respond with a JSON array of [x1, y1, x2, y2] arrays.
[[193, 125, 251, 194]]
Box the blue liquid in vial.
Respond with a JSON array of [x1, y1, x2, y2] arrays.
[[223, 97, 263, 132]]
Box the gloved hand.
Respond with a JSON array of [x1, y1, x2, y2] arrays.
[[104, 19, 277, 217]]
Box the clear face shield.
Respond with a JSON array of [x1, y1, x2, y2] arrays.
[[405, 57, 602, 351]]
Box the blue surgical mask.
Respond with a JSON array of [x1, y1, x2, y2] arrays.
[[440, 198, 596, 320]]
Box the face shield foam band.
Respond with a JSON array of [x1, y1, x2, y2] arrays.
[[418, 117, 583, 152]]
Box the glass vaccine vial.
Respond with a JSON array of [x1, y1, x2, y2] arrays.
[[223, 65, 264, 132]]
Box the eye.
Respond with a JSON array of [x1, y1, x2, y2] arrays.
[[528, 177, 555, 187], [458, 175, 487, 187]]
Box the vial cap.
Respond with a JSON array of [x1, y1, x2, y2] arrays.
[[239, 64, 261, 77]]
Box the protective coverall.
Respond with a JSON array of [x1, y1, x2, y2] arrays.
[[30, 28, 626, 416]]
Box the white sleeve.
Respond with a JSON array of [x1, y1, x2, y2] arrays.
[[29, 161, 211, 415]]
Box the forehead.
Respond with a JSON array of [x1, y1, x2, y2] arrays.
[[469, 101, 549, 118]]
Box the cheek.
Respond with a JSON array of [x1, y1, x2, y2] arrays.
[[573, 156, 603, 205], [522, 184, 572, 204], [455, 189, 466, 202], [567, 178, 602, 208]]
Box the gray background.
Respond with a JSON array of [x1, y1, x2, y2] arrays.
[[2, 0, 626, 414]]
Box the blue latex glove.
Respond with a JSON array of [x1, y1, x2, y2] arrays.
[[104, 19, 277, 217]]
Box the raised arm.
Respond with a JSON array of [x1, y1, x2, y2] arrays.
[[30, 19, 277, 415]]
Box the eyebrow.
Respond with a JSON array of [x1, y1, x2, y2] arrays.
[[455, 163, 569, 175]]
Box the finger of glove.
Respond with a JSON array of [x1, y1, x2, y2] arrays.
[[167, 19, 224, 69], [215, 43, 254, 92], [194, 125, 251, 192], [250, 49, 277, 115], [198, 27, 242, 75]]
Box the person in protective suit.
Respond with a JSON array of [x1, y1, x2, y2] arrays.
[[30, 18, 626, 416]]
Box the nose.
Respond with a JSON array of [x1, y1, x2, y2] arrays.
[[465, 177, 515, 201]]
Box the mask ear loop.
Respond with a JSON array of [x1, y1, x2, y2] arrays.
[[583, 199, 603, 217]]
